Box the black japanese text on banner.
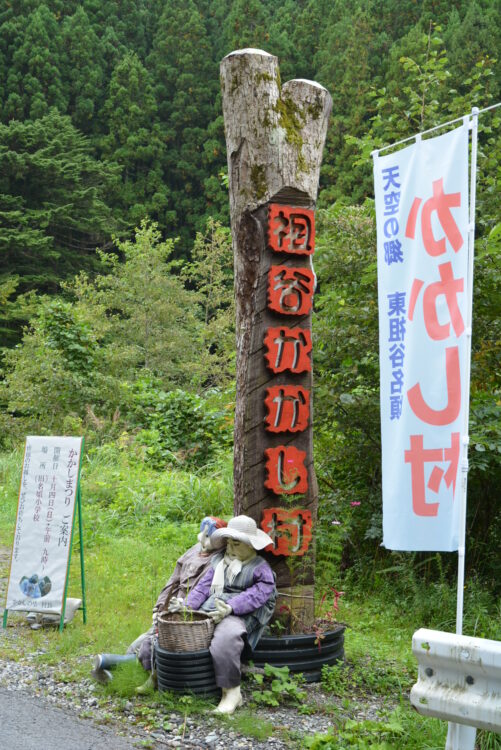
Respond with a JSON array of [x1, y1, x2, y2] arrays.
[[6, 436, 83, 614]]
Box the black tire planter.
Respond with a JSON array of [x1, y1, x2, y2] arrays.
[[155, 660, 213, 676], [246, 624, 345, 683], [155, 643, 220, 697], [155, 652, 213, 669], [255, 637, 343, 663], [155, 645, 213, 663], [155, 662, 215, 677], [157, 677, 220, 697]]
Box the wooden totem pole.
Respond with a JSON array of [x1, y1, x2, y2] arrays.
[[220, 49, 332, 625]]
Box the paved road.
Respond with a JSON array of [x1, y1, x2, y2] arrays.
[[0, 687, 143, 750]]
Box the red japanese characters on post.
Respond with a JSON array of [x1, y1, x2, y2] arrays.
[[264, 446, 308, 495], [262, 204, 316, 541], [268, 266, 315, 316], [261, 508, 312, 556], [268, 204, 315, 255], [264, 385, 310, 433], [263, 326, 312, 373]]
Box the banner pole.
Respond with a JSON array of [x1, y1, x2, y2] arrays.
[[446, 107, 479, 750], [455, 107, 479, 638]]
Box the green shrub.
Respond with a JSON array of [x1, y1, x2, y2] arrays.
[[81, 439, 234, 546], [129, 379, 233, 470], [250, 664, 306, 707]]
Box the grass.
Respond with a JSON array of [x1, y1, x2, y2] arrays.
[[227, 710, 275, 740], [104, 660, 155, 697], [0, 445, 24, 546], [1, 441, 501, 748], [303, 705, 448, 749]]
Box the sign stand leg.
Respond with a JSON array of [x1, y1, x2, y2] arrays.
[[59, 545, 72, 632], [2, 609, 8, 629], [77, 487, 87, 624], [59, 485, 86, 632]]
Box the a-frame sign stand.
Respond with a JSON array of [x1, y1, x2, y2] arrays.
[[3, 436, 87, 633]]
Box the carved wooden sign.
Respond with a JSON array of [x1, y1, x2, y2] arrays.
[[261, 508, 313, 556], [264, 325, 312, 374], [264, 385, 310, 433], [263, 204, 314, 553], [220, 48, 331, 612], [268, 266, 315, 316], [268, 205, 315, 255]]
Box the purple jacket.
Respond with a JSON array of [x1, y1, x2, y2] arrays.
[[185, 557, 275, 617]]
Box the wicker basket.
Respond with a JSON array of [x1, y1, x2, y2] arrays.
[[157, 611, 215, 652]]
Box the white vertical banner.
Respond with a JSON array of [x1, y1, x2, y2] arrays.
[[374, 123, 469, 551], [5, 436, 83, 613]]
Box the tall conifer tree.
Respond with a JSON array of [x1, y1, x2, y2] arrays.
[[61, 7, 106, 134], [0, 112, 117, 297], [100, 52, 168, 229], [148, 0, 218, 241], [3, 3, 67, 120]]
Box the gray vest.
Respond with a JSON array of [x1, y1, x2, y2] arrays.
[[200, 553, 276, 649]]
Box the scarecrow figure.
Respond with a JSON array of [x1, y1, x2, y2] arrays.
[[91, 516, 226, 686], [172, 514, 276, 714]]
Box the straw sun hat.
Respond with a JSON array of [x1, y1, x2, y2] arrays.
[[211, 515, 273, 550]]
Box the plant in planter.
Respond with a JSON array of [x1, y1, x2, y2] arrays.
[[248, 585, 346, 683], [267, 494, 345, 640], [247, 511, 347, 682]]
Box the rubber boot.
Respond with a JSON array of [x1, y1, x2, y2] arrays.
[[136, 669, 157, 695], [213, 685, 243, 714], [91, 653, 136, 684]]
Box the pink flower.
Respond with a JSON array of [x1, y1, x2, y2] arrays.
[[350, 501, 361, 506], [332, 588, 345, 610], [320, 587, 345, 613]]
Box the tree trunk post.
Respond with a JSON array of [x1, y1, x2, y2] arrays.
[[220, 49, 332, 627]]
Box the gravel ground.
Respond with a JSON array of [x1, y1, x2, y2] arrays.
[[0, 546, 390, 749]]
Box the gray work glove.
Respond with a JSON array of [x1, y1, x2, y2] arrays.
[[208, 598, 232, 624], [167, 596, 185, 614]]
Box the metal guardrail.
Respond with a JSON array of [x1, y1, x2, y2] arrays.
[[411, 627, 501, 748]]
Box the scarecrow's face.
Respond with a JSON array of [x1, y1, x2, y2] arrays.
[[227, 538, 256, 562], [198, 526, 218, 552]]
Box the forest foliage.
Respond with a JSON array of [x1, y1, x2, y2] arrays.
[[1, 0, 500, 593]]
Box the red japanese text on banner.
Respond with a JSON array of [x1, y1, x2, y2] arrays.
[[374, 124, 469, 551]]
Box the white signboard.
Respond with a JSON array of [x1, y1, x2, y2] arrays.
[[373, 124, 469, 551], [5, 436, 83, 614]]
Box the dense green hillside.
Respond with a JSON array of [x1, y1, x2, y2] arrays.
[[1, 2, 499, 290], [0, 1, 500, 590]]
